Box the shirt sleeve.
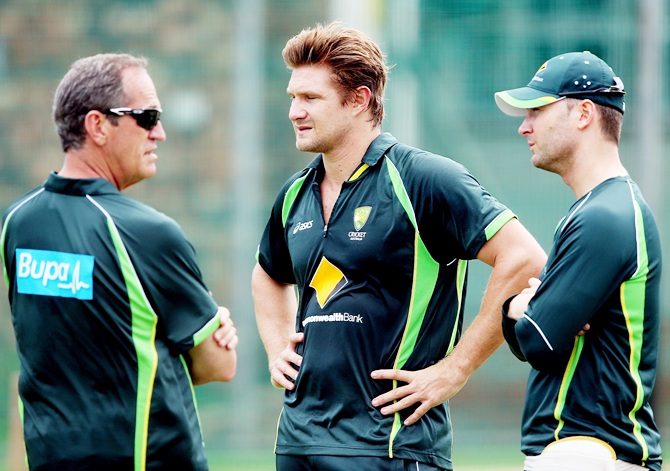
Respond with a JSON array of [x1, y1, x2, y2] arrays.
[[400, 148, 515, 263], [257, 174, 307, 284], [501, 295, 527, 362], [514, 203, 635, 370], [125, 215, 219, 354]]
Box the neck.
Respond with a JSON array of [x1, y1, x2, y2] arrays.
[[59, 148, 120, 189], [562, 142, 627, 199], [322, 128, 381, 185]]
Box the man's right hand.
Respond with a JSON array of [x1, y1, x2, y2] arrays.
[[213, 306, 238, 350], [270, 332, 304, 389]]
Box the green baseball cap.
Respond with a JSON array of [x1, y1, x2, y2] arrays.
[[495, 51, 625, 116]]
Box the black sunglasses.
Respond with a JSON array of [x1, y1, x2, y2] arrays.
[[99, 107, 162, 130]]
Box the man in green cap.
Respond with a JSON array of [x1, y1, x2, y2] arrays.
[[495, 51, 662, 471]]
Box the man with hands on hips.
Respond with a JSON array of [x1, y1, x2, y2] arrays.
[[253, 21, 546, 471]]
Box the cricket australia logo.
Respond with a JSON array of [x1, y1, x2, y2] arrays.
[[349, 206, 371, 241], [532, 60, 548, 82], [15, 249, 94, 300]]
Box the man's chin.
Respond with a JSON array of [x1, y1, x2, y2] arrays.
[[295, 141, 318, 153], [141, 165, 158, 181]]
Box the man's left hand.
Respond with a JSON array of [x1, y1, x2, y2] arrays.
[[370, 362, 468, 426]]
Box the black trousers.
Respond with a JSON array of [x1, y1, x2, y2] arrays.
[[276, 454, 448, 471]]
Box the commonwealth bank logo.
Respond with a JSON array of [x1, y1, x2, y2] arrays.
[[353, 206, 371, 231], [309, 256, 347, 308]]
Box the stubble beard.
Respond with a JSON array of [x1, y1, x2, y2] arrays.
[[531, 145, 573, 176], [295, 134, 332, 155]]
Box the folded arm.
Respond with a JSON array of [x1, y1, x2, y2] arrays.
[[187, 306, 238, 385]]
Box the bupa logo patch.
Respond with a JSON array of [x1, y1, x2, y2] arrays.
[[16, 249, 94, 300]]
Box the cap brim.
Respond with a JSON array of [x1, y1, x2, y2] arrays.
[[494, 87, 562, 116]]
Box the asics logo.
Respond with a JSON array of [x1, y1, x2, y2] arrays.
[[293, 220, 313, 234]]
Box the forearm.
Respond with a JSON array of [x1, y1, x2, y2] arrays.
[[448, 219, 546, 379], [441, 264, 517, 381], [189, 336, 237, 385], [188, 307, 238, 385], [370, 220, 546, 425], [251, 263, 297, 366]]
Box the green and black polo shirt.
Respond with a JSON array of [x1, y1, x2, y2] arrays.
[[258, 132, 514, 469], [502, 177, 662, 470], [1, 173, 220, 471]]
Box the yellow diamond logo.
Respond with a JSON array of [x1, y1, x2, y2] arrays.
[[309, 257, 347, 308]]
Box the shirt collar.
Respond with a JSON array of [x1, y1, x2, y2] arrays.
[[44, 172, 122, 196], [304, 132, 399, 173]]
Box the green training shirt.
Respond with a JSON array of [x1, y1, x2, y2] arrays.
[[1, 173, 220, 471], [258, 133, 514, 469], [502, 177, 662, 470]]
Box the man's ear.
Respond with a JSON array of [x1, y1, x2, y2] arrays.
[[84, 110, 109, 146], [576, 99, 597, 130], [350, 86, 372, 115]]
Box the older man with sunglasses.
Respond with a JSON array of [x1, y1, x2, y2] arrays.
[[0, 53, 237, 471]]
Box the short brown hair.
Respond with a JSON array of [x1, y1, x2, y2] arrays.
[[282, 21, 390, 128], [565, 98, 623, 145], [53, 53, 148, 152], [597, 104, 623, 145]]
